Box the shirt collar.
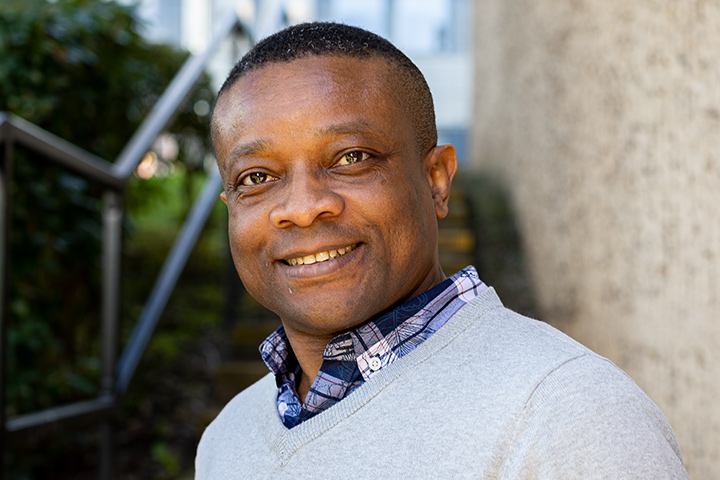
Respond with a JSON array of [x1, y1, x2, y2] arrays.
[[260, 266, 484, 377]]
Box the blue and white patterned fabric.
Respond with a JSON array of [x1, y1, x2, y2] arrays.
[[259, 266, 488, 429]]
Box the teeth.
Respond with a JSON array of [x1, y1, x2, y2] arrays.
[[286, 244, 355, 266]]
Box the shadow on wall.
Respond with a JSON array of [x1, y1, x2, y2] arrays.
[[455, 171, 538, 318]]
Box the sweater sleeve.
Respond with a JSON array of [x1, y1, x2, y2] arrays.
[[498, 354, 688, 479]]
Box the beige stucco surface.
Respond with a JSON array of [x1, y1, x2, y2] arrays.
[[471, 1, 720, 478]]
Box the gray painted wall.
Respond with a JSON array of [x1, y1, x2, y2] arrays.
[[471, 1, 720, 478]]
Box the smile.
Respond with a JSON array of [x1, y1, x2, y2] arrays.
[[285, 244, 358, 266]]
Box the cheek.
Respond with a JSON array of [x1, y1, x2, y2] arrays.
[[382, 172, 433, 223], [389, 187, 437, 255], [227, 215, 278, 309], [359, 184, 433, 258], [227, 208, 266, 273]]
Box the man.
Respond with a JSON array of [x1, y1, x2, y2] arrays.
[[197, 22, 687, 478]]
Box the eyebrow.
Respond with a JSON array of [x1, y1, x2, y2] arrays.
[[228, 139, 272, 160], [225, 120, 378, 168]]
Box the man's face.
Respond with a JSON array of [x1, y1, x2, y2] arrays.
[[213, 55, 455, 338]]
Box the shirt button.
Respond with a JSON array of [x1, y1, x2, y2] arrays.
[[368, 356, 382, 371]]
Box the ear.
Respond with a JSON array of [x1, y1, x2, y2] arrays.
[[424, 144, 458, 219], [220, 191, 228, 205]]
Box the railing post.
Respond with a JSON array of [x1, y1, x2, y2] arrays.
[[102, 190, 122, 395], [99, 189, 123, 480], [98, 421, 114, 480], [0, 120, 14, 480]]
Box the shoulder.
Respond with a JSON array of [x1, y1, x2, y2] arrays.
[[497, 353, 687, 478], [450, 291, 687, 478], [447, 289, 598, 373]]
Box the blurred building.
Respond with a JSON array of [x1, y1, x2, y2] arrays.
[[129, 0, 473, 163]]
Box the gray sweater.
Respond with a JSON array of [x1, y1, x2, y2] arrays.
[[196, 288, 688, 479]]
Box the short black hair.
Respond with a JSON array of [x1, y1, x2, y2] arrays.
[[213, 22, 437, 154]]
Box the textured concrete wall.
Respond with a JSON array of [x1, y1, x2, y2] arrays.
[[471, 1, 720, 478]]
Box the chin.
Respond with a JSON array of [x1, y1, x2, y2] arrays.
[[278, 299, 380, 336]]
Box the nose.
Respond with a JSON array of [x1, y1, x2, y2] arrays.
[[269, 170, 344, 228]]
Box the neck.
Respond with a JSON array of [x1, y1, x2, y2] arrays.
[[282, 328, 335, 403], [282, 264, 448, 403]]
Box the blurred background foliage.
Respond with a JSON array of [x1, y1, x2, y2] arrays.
[[0, 0, 213, 160], [1, 0, 221, 477]]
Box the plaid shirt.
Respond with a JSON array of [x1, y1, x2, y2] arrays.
[[259, 266, 488, 429]]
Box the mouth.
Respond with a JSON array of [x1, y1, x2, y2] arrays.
[[283, 243, 358, 266]]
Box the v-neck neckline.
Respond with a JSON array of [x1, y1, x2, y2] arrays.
[[258, 288, 503, 465]]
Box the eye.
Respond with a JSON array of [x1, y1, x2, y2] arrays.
[[336, 151, 369, 166], [240, 171, 277, 186]]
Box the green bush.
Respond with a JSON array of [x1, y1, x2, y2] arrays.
[[0, 0, 213, 160], [1, 0, 215, 475]]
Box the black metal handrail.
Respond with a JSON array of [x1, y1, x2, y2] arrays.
[[113, 11, 243, 181], [114, 168, 222, 394], [0, 112, 122, 438], [111, 10, 248, 396], [0, 9, 251, 478], [0, 113, 122, 189]]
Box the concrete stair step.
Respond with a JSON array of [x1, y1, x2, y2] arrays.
[[438, 227, 475, 253]]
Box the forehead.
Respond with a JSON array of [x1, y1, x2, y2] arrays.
[[211, 56, 410, 152], [222, 54, 396, 103]]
